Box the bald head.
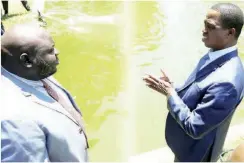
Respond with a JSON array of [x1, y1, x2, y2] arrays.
[[2, 24, 52, 58], [2, 23, 49, 39], [1, 24, 59, 81]]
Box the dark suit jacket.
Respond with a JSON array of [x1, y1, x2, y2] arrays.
[[165, 50, 244, 162]]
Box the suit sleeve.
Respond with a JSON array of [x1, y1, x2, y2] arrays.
[[1, 120, 49, 162], [167, 82, 238, 139]]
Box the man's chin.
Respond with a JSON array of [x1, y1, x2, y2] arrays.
[[49, 69, 57, 76], [40, 68, 57, 79], [202, 41, 211, 48], [48, 68, 57, 77]]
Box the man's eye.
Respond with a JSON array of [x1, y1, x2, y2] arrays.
[[49, 48, 54, 53], [207, 24, 216, 30]]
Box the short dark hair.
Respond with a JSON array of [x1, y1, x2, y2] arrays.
[[211, 3, 244, 39]]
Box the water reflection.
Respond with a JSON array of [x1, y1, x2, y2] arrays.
[[44, 1, 126, 161], [133, 1, 164, 52], [124, 1, 167, 156], [80, 1, 123, 15]]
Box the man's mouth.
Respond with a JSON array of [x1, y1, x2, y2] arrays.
[[202, 34, 208, 41], [55, 56, 59, 64]]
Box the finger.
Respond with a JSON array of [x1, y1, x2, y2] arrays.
[[144, 73, 160, 83], [144, 77, 158, 85], [143, 74, 151, 80], [161, 80, 171, 87], [147, 83, 168, 95], [144, 73, 154, 79], [142, 76, 148, 81], [161, 80, 168, 86], [160, 69, 168, 78], [148, 74, 160, 83], [142, 74, 150, 79], [146, 82, 158, 88], [160, 77, 168, 81], [142, 76, 151, 81]]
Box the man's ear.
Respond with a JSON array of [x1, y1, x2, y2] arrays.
[[228, 28, 236, 37], [20, 53, 33, 68]]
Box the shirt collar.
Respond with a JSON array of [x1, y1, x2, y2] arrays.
[[208, 45, 237, 61], [1, 67, 44, 88]]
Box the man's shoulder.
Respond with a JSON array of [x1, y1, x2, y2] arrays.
[[1, 83, 44, 119], [208, 56, 244, 82], [1, 119, 42, 132], [220, 56, 244, 82]]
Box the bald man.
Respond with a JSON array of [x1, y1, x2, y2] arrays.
[[1, 24, 89, 162]]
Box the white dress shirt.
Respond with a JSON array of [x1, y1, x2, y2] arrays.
[[208, 45, 237, 61]]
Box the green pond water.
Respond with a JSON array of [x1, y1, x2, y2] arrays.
[[2, 0, 244, 162]]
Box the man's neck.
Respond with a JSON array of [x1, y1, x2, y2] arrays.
[[1, 63, 40, 81], [211, 41, 237, 52], [2, 66, 43, 88]]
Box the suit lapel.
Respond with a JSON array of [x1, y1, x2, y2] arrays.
[[1, 68, 82, 127], [177, 54, 210, 92], [22, 88, 79, 125], [177, 50, 237, 93], [47, 78, 82, 115], [46, 78, 89, 148]]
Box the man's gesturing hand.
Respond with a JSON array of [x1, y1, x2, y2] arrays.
[[143, 69, 174, 97]]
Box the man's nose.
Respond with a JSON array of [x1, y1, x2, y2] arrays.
[[54, 48, 59, 55], [202, 28, 207, 34]]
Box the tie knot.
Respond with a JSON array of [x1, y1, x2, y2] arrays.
[[41, 80, 59, 101], [42, 80, 49, 89]]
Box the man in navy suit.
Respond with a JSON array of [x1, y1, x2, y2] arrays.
[[143, 3, 244, 162]]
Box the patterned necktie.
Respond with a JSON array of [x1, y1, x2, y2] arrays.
[[41, 80, 89, 148]]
